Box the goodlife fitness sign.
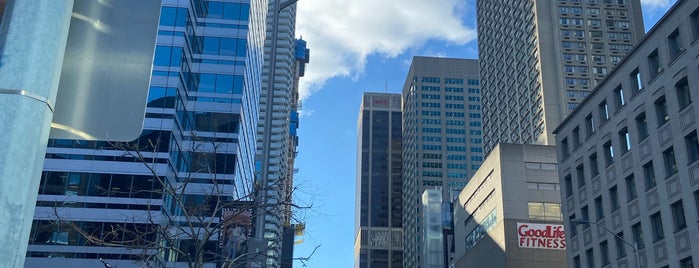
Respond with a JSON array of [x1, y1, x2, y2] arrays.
[[517, 223, 566, 250]]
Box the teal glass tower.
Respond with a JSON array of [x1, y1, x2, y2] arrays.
[[24, 1, 267, 267]]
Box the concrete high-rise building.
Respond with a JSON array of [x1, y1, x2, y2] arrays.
[[477, 0, 645, 155], [355, 92, 404, 268], [24, 0, 267, 267], [255, 0, 307, 266], [452, 144, 566, 268], [555, 0, 699, 267], [401, 57, 481, 268]]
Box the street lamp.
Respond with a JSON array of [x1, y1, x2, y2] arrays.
[[570, 219, 641, 268]]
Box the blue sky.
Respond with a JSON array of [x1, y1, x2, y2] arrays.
[[290, 0, 676, 266]]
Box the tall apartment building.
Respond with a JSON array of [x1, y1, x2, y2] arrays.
[[555, 0, 699, 267], [477, 0, 644, 155], [401, 57, 481, 268], [255, 0, 304, 266], [24, 1, 267, 267], [355, 92, 403, 268]]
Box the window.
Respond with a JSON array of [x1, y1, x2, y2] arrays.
[[650, 212, 665, 241], [668, 28, 682, 59], [598, 100, 609, 122], [573, 127, 581, 148], [576, 164, 586, 189], [635, 113, 649, 141], [619, 128, 631, 154], [585, 248, 595, 268], [625, 174, 637, 201], [615, 231, 626, 259], [643, 161, 656, 190], [671, 200, 687, 232], [680, 257, 694, 268], [662, 147, 678, 177], [573, 256, 581, 268], [692, 7, 699, 41], [631, 222, 645, 249], [655, 96, 669, 127], [595, 196, 605, 220], [603, 140, 614, 166], [600, 240, 610, 265], [686, 131, 699, 163], [589, 153, 599, 177], [581, 206, 590, 227], [565, 175, 574, 197], [614, 85, 625, 109], [630, 68, 643, 92], [593, 67, 607, 75], [609, 185, 619, 211], [585, 114, 595, 137], [528, 202, 562, 221], [676, 77, 692, 109], [648, 49, 661, 78], [569, 214, 578, 236], [562, 138, 570, 159]]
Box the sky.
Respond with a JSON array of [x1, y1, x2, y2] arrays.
[[289, 0, 677, 266]]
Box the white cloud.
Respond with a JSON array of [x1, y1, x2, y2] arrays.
[[295, 0, 476, 100]]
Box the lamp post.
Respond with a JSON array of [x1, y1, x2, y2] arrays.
[[571, 219, 641, 268]]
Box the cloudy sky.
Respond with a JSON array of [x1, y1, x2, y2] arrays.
[[290, 0, 677, 266]]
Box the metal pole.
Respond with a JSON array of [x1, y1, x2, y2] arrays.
[[0, 0, 74, 267], [571, 219, 641, 268]]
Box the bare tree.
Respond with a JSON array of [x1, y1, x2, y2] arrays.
[[37, 135, 316, 268]]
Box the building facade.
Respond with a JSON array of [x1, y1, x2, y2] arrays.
[[25, 0, 267, 267], [255, 0, 306, 265], [355, 92, 404, 268], [555, 1, 699, 267], [477, 0, 645, 155], [401, 57, 481, 268], [452, 144, 566, 268]]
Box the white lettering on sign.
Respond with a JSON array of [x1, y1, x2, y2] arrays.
[[517, 222, 566, 250]]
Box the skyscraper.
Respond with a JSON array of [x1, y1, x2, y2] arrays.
[[477, 0, 644, 155], [355, 92, 404, 268], [401, 57, 481, 268], [255, 0, 305, 266], [25, 0, 267, 267]]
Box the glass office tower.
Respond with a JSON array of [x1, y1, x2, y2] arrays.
[[355, 92, 404, 268], [25, 0, 267, 267]]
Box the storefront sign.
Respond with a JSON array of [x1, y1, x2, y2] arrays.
[[517, 222, 566, 250]]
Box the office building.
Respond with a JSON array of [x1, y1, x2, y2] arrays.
[[401, 57, 481, 268], [477, 0, 645, 155], [255, 0, 306, 265], [355, 92, 404, 268], [25, 0, 267, 267], [452, 144, 566, 268], [554, 0, 699, 267]]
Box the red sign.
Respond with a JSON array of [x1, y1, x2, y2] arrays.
[[517, 223, 566, 250], [372, 97, 389, 107]]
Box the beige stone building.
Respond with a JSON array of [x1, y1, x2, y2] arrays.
[[452, 144, 567, 267]]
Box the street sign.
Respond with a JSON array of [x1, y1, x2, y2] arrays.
[[50, 0, 161, 141]]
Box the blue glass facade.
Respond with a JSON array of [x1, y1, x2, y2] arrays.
[[24, 0, 266, 267]]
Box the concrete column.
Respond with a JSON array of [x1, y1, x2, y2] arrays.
[[0, 0, 73, 266]]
